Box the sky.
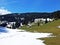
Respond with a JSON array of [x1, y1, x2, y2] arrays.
[[0, 0, 60, 13]]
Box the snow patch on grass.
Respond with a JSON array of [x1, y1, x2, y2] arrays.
[[0, 27, 53, 45]]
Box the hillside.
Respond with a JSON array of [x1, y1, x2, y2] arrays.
[[20, 19, 60, 34], [20, 19, 60, 45]]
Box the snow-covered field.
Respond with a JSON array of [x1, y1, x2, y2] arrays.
[[0, 27, 52, 45]]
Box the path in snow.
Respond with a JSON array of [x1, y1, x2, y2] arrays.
[[0, 27, 52, 45]]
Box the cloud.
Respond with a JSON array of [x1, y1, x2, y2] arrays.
[[0, 7, 11, 15]]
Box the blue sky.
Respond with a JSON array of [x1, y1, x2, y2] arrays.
[[0, 0, 60, 13]]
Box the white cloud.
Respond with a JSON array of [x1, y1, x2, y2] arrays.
[[0, 7, 11, 15]]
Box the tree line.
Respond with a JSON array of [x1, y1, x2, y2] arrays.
[[0, 10, 60, 22]]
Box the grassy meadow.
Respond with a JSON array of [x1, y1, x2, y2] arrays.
[[20, 19, 60, 45]]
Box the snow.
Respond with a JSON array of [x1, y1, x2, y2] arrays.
[[57, 26, 60, 28], [0, 27, 52, 45]]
